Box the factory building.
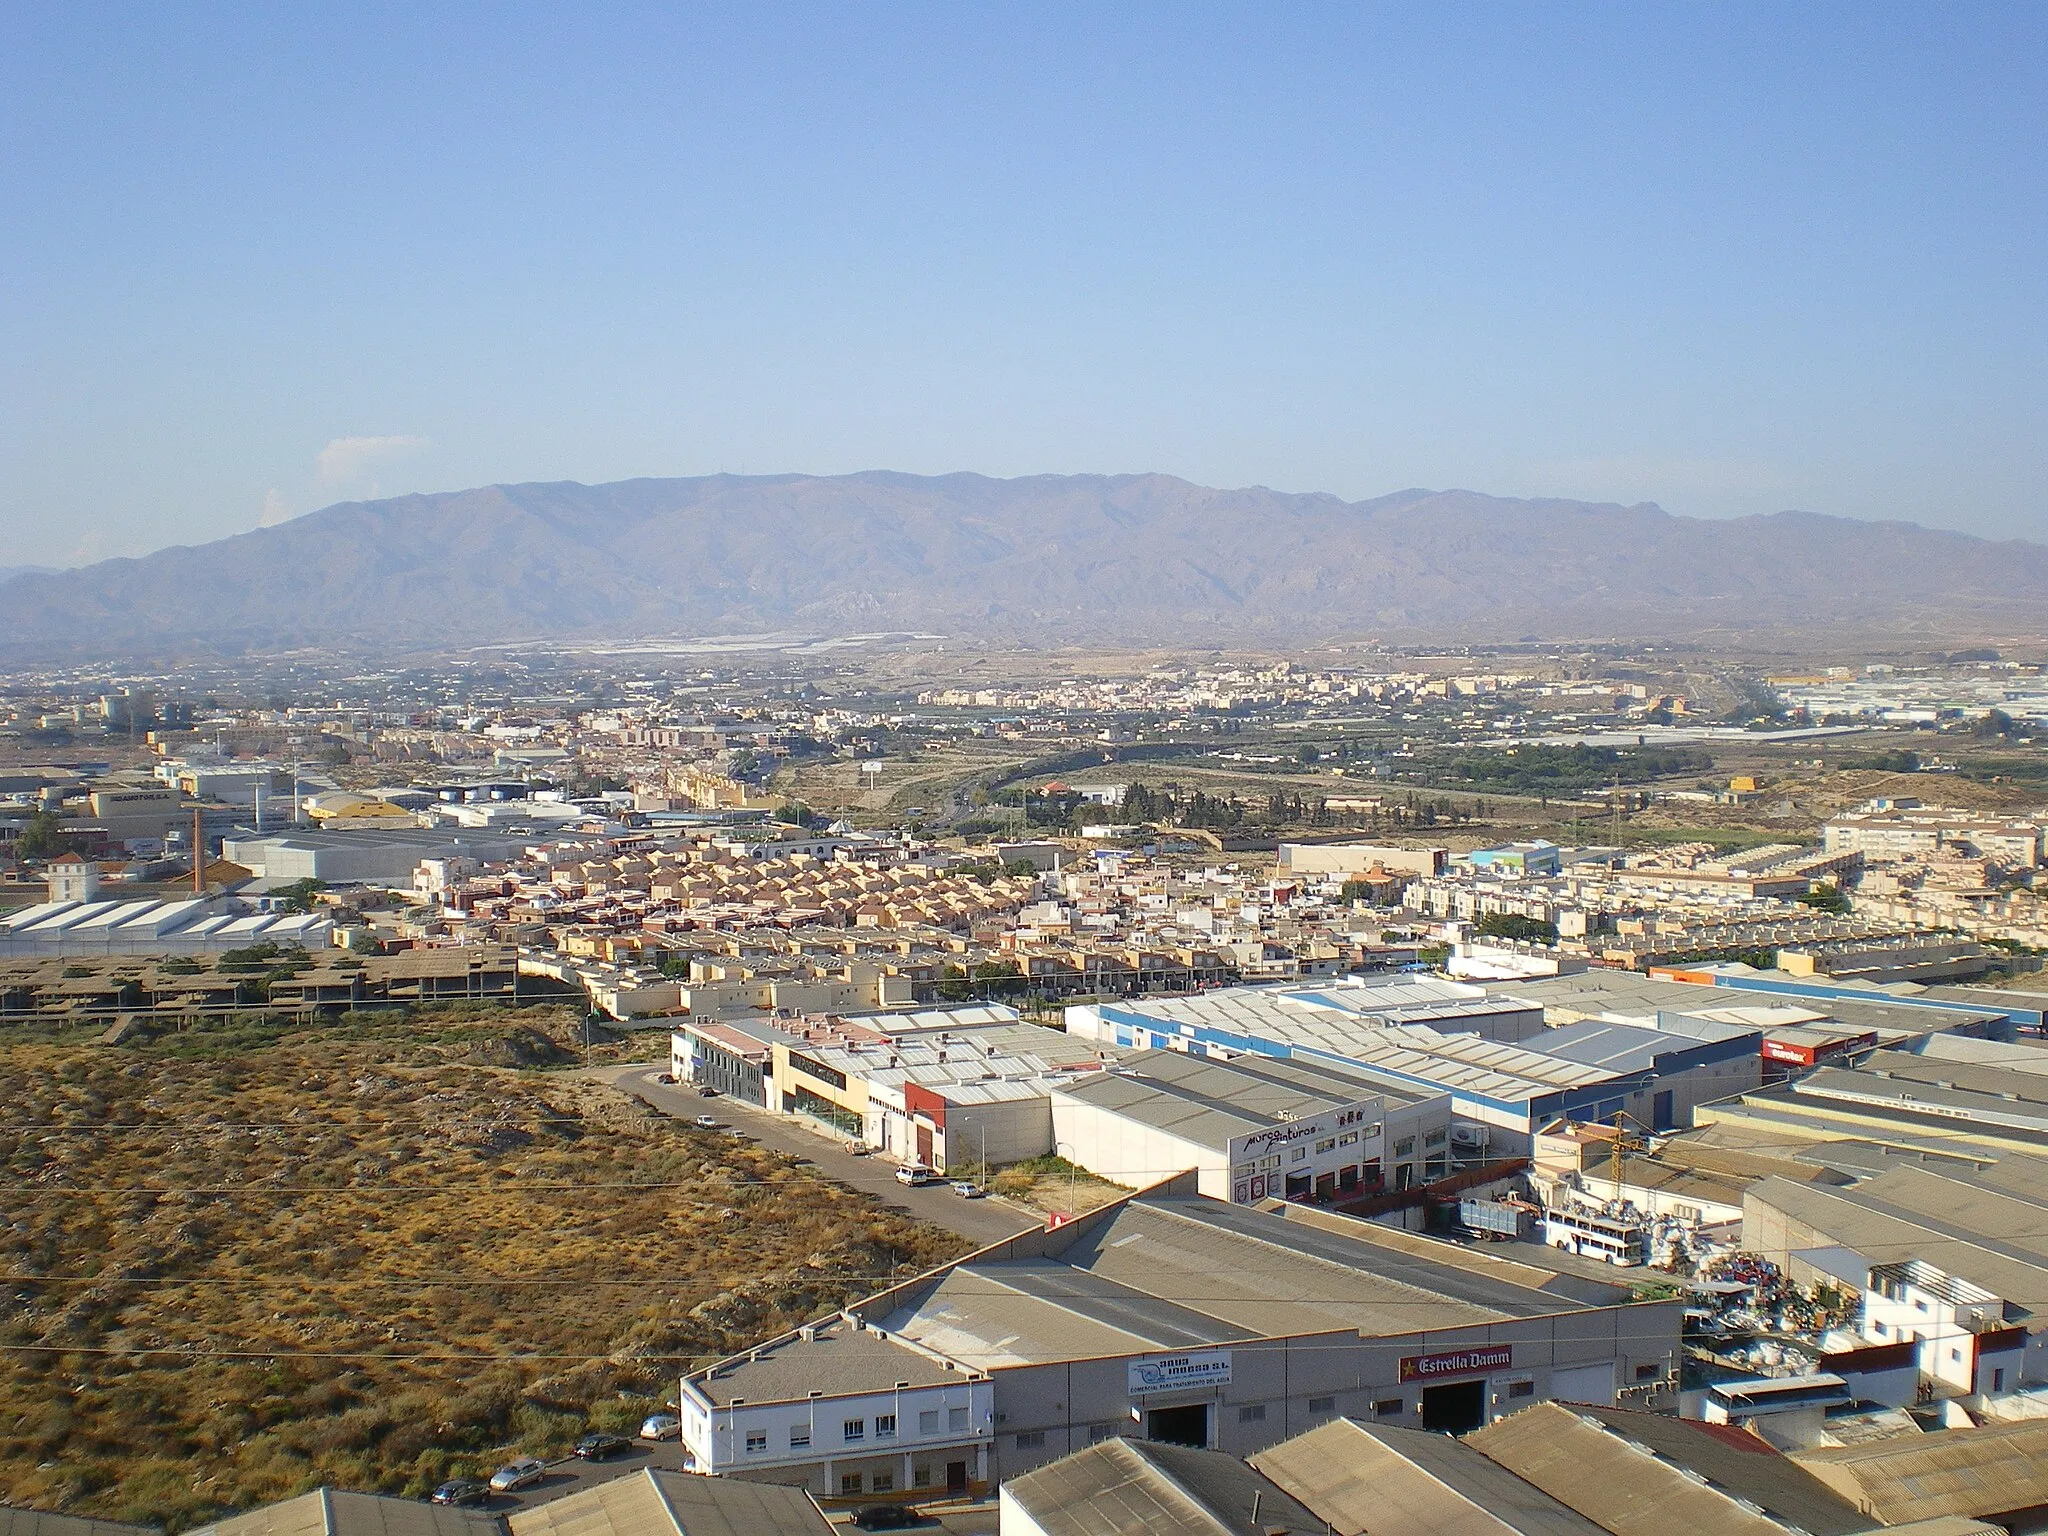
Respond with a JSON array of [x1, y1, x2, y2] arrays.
[[222, 827, 534, 884], [0, 895, 332, 957], [1047, 1048, 1451, 1202], [1070, 987, 1651, 1156], [677, 1176, 1681, 1500]]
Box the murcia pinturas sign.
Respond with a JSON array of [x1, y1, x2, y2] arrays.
[[1398, 1345, 1512, 1382], [1128, 1350, 1233, 1394]]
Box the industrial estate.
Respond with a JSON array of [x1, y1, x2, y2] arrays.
[[9, 638, 2048, 1536]]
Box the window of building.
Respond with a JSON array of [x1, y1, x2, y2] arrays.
[[913, 1465, 932, 1488], [920, 1409, 940, 1434], [1315, 1138, 1336, 1154], [1424, 1128, 1447, 1147], [1089, 1422, 1117, 1442], [1338, 1131, 1357, 1146], [872, 1471, 895, 1493], [874, 1413, 897, 1438], [1394, 1137, 1416, 1157], [1307, 1395, 1335, 1414], [1233, 1163, 1254, 1179], [1291, 1147, 1307, 1162], [1872, 1320, 1887, 1336], [1635, 1363, 1660, 1381], [788, 1427, 810, 1449], [1015, 1430, 1045, 1449], [843, 1418, 866, 1443], [745, 1431, 767, 1454], [1951, 1348, 1964, 1363], [1238, 1404, 1266, 1423], [948, 1407, 969, 1433], [1507, 1380, 1536, 1398], [1915, 1299, 1929, 1313], [1374, 1398, 1404, 1418], [840, 1474, 863, 1496]]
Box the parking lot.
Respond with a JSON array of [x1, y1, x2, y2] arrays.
[[464, 1435, 693, 1514]]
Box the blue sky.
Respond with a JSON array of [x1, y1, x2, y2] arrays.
[[3, 2, 2045, 566]]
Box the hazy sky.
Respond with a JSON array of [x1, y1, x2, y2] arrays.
[[4, 3, 2046, 567]]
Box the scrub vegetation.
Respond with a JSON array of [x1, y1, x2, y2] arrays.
[[0, 1010, 965, 1530]]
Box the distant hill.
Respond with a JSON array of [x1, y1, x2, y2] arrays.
[[3, 472, 2044, 658], [0, 565, 57, 588]]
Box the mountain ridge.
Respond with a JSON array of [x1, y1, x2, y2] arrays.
[[4, 471, 2044, 658]]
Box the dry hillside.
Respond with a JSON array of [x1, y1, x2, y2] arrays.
[[0, 1010, 966, 1529]]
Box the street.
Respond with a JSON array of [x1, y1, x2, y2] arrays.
[[595, 1063, 1046, 1249]]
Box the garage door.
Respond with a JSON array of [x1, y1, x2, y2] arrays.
[[1547, 1362, 1616, 1406]]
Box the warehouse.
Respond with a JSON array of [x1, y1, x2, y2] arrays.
[[222, 827, 531, 884], [677, 1175, 1681, 1500], [0, 895, 332, 957], [1047, 1048, 1451, 1202], [1069, 985, 1647, 1154], [1533, 1014, 1762, 1130], [1699, 1045, 2048, 1160]]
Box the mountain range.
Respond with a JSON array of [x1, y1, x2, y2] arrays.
[[4, 472, 2045, 658]]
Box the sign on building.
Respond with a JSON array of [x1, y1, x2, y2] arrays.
[[1397, 1344, 1512, 1382], [1128, 1350, 1233, 1395]]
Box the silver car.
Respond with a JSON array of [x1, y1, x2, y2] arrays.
[[640, 1412, 681, 1441], [488, 1457, 547, 1492]]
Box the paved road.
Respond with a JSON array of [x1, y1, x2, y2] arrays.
[[598, 1064, 1045, 1249]]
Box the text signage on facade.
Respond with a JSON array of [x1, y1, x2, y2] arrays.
[[1398, 1344, 1512, 1383], [1128, 1350, 1233, 1395]]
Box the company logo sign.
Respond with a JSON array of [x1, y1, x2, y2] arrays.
[[1236, 1119, 1331, 1155], [1398, 1345, 1512, 1382], [1128, 1350, 1232, 1394]]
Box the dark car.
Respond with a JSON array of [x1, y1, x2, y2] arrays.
[[852, 1507, 922, 1531], [430, 1479, 491, 1507], [574, 1432, 632, 1461]]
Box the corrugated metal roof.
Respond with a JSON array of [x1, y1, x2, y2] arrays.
[[1250, 1417, 1611, 1536], [505, 1469, 830, 1536], [193, 1491, 503, 1536], [1467, 1401, 1870, 1536], [0, 1509, 158, 1536], [1005, 1437, 1317, 1536], [1792, 1418, 2048, 1526]]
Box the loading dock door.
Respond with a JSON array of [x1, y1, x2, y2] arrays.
[[1146, 1402, 1210, 1448], [1420, 1379, 1486, 1433]]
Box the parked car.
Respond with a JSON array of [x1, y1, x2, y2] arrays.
[[653, 1072, 676, 1085], [852, 1506, 923, 1531], [694, 1114, 720, 1128], [951, 1181, 986, 1198], [848, 1141, 874, 1157], [574, 1432, 631, 1461], [895, 1165, 938, 1186], [429, 1479, 490, 1507], [696, 1085, 719, 1097], [488, 1458, 546, 1493], [639, 1412, 681, 1441]]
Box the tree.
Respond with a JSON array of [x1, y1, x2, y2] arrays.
[[1474, 912, 1559, 943], [272, 877, 328, 913], [1798, 884, 1851, 915], [14, 809, 67, 861]]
